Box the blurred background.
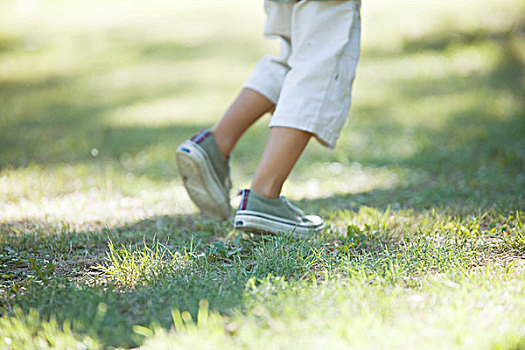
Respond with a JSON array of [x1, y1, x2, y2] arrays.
[[1, 0, 524, 228]]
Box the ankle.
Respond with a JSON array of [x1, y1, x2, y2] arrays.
[[210, 130, 233, 158], [250, 183, 281, 199]]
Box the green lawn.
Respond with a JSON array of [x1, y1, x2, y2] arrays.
[[1, 0, 524, 348]]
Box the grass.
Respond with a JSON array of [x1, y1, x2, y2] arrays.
[[1, 0, 524, 348]]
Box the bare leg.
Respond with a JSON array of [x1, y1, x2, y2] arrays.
[[251, 126, 312, 198], [211, 88, 275, 158]]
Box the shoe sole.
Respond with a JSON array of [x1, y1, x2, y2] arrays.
[[176, 140, 231, 220], [234, 210, 324, 238]]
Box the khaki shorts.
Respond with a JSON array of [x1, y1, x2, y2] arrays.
[[245, 0, 361, 148]]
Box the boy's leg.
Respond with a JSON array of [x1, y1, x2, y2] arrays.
[[176, 1, 294, 220], [234, 1, 362, 236], [251, 1, 361, 199], [211, 0, 295, 158], [176, 89, 273, 221], [211, 88, 275, 158], [251, 127, 311, 199]]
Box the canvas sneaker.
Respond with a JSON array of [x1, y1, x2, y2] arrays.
[[176, 130, 232, 220], [234, 189, 324, 237]]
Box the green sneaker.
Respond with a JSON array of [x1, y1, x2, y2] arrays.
[[234, 189, 324, 237], [176, 130, 232, 220]]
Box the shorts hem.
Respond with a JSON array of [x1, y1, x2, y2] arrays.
[[243, 83, 280, 105]]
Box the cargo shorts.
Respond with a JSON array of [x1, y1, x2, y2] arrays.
[[244, 0, 361, 148]]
